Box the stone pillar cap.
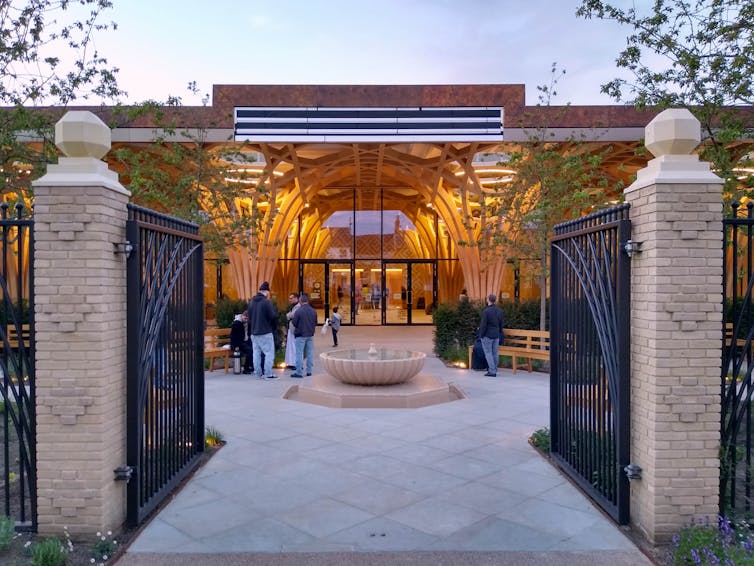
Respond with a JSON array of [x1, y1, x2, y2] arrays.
[[645, 108, 700, 157], [55, 111, 111, 159]]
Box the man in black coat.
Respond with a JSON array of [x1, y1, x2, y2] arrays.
[[247, 281, 278, 379], [230, 312, 254, 374], [478, 294, 505, 377]]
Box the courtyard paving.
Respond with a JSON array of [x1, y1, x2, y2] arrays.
[[115, 326, 653, 566]]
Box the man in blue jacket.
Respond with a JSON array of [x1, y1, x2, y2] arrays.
[[290, 293, 318, 378], [478, 293, 505, 377], [247, 281, 278, 379]]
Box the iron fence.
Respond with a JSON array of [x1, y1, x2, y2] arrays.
[[0, 202, 35, 530], [721, 201, 754, 519], [125, 204, 204, 526], [550, 204, 631, 524]]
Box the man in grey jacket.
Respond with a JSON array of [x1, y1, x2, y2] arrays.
[[290, 293, 318, 378], [478, 293, 505, 377]]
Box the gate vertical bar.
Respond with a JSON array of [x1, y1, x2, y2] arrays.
[[125, 219, 140, 526]]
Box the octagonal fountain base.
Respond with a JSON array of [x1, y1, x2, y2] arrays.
[[283, 373, 465, 409]]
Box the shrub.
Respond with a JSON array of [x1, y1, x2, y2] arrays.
[[529, 427, 551, 453], [0, 299, 31, 325], [432, 298, 546, 362], [28, 537, 68, 566], [672, 516, 754, 565], [90, 530, 118, 564], [215, 297, 248, 329], [0, 515, 15, 551], [205, 426, 225, 448]]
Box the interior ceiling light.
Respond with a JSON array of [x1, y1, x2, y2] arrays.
[[479, 176, 515, 185]]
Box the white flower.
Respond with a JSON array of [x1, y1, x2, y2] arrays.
[[90, 559, 95, 564], [107, 530, 112, 536], [24, 540, 31, 548], [103, 555, 109, 560], [96, 531, 102, 537]]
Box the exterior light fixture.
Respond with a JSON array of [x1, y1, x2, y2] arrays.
[[113, 241, 134, 259], [624, 463, 642, 481], [624, 239, 642, 258]]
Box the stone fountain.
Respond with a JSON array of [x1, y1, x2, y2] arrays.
[[284, 343, 464, 408], [319, 343, 426, 385]]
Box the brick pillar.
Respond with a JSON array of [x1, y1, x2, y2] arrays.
[[623, 109, 723, 543], [32, 111, 130, 536]]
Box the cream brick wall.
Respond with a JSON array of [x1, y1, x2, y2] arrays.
[[33, 183, 129, 536], [624, 181, 722, 544]]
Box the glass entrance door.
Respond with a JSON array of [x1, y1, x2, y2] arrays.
[[328, 263, 353, 324], [383, 261, 436, 324], [354, 260, 381, 325], [383, 263, 408, 324], [410, 262, 436, 324], [301, 262, 326, 322]]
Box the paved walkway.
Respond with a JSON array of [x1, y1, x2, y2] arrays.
[[116, 327, 653, 566]]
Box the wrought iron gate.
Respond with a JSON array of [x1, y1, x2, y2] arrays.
[[125, 204, 204, 526], [0, 203, 35, 530], [550, 204, 631, 524], [721, 201, 754, 518]]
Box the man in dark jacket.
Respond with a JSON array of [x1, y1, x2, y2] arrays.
[[290, 293, 318, 378], [478, 294, 505, 377], [230, 312, 254, 374], [247, 281, 278, 379]]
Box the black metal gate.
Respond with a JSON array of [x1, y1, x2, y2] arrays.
[[550, 204, 631, 524], [0, 203, 35, 530], [125, 204, 204, 526], [721, 201, 754, 518]]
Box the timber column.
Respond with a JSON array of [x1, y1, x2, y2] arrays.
[[624, 109, 723, 543], [32, 111, 130, 535]]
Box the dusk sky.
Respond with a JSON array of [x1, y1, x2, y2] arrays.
[[96, 0, 650, 107]]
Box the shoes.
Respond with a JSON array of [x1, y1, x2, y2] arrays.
[[242, 369, 252, 375], [332, 344, 337, 347], [264, 375, 278, 380], [290, 373, 303, 378], [484, 372, 497, 377], [306, 373, 312, 376]]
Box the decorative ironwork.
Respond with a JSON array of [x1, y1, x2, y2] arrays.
[[550, 204, 631, 524], [125, 204, 204, 526], [721, 201, 754, 517], [0, 202, 35, 530]]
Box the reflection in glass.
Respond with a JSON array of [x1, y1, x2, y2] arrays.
[[321, 210, 354, 259]]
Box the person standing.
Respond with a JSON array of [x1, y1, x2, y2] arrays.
[[247, 281, 278, 380], [329, 306, 342, 347], [290, 293, 317, 378], [284, 292, 300, 368], [478, 293, 505, 377], [230, 312, 254, 374]]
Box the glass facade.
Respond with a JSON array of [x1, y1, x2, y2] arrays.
[[272, 187, 455, 325]]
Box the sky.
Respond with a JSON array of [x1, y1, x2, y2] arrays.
[[92, 0, 649, 107]]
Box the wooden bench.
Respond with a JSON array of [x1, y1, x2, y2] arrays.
[[205, 327, 232, 372], [1, 324, 30, 352], [725, 322, 754, 357], [468, 328, 550, 373]]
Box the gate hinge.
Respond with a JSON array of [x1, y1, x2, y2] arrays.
[[624, 463, 642, 481], [114, 465, 134, 482]]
